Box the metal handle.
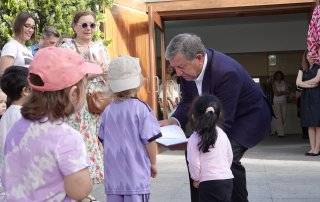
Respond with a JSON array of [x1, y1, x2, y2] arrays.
[[155, 76, 160, 93]]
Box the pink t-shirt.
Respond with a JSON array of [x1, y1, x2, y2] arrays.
[[2, 118, 89, 201], [187, 127, 233, 182]]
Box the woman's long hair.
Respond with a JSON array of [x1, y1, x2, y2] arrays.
[[301, 51, 310, 71], [189, 95, 222, 153]]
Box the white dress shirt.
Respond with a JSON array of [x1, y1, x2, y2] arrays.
[[194, 54, 208, 95], [170, 54, 208, 125]]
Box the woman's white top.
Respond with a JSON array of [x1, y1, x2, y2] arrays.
[[273, 80, 287, 104], [1, 39, 33, 67]]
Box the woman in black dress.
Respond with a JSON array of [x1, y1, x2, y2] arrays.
[[296, 51, 320, 156]]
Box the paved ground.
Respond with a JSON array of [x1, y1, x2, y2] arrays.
[[92, 134, 320, 202]]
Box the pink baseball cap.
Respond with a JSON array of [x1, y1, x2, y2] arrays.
[[29, 47, 102, 91]]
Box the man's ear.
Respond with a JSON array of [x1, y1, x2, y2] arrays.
[[195, 53, 204, 61], [68, 86, 79, 105]]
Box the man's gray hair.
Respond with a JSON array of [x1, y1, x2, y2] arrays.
[[165, 33, 206, 61]]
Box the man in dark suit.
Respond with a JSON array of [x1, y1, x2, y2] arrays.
[[160, 33, 272, 202]]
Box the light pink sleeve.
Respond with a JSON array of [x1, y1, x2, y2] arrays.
[[227, 139, 233, 167], [218, 128, 233, 167], [307, 5, 320, 64], [187, 133, 201, 181]]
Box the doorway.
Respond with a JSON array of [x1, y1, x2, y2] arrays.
[[159, 12, 310, 136]]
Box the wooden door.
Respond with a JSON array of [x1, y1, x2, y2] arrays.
[[103, 2, 151, 105]]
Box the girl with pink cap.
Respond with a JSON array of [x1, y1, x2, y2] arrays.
[[1, 47, 102, 201]]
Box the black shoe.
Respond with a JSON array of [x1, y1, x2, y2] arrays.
[[305, 152, 320, 156]]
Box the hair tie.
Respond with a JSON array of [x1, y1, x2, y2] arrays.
[[205, 106, 215, 114]]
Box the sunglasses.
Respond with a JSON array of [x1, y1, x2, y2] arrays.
[[80, 23, 96, 29]]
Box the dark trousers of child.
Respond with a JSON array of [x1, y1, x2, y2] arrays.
[[199, 179, 233, 202], [185, 151, 238, 202]]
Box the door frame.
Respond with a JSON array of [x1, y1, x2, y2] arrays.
[[147, 0, 313, 117], [148, 5, 168, 118], [147, 0, 313, 21]]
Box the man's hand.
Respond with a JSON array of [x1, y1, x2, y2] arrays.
[[159, 117, 178, 127]]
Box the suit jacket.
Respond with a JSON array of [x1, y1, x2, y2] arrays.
[[172, 48, 272, 148]]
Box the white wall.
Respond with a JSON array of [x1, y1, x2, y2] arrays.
[[165, 13, 309, 53]]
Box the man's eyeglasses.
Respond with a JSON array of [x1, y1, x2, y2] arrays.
[[80, 23, 96, 29], [24, 24, 35, 30]]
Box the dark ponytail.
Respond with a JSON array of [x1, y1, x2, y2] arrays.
[[189, 95, 222, 153]]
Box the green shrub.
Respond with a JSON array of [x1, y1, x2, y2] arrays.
[[0, 0, 113, 48]]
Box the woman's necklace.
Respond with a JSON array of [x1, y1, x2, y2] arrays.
[[74, 40, 91, 61]]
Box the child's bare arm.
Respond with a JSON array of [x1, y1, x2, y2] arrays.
[[146, 141, 158, 178], [64, 168, 92, 200]]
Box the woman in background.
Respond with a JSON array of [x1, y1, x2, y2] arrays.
[[158, 66, 181, 117], [296, 51, 320, 156], [61, 11, 109, 195], [272, 71, 289, 137], [0, 12, 35, 73]]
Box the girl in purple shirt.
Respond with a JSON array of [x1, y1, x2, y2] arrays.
[[187, 95, 234, 202], [2, 47, 102, 201], [99, 55, 161, 202]]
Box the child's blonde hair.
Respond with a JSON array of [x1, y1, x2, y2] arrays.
[[113, 88, 139, 101]]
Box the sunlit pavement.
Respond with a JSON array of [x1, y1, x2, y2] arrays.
[[93, 135, 320, 202]]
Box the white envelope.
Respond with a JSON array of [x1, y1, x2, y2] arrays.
[[157, 125, 187, 146]]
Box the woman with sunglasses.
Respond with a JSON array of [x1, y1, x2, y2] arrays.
[[0, 12, 36, 75], [61, 11, 109, 199]]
